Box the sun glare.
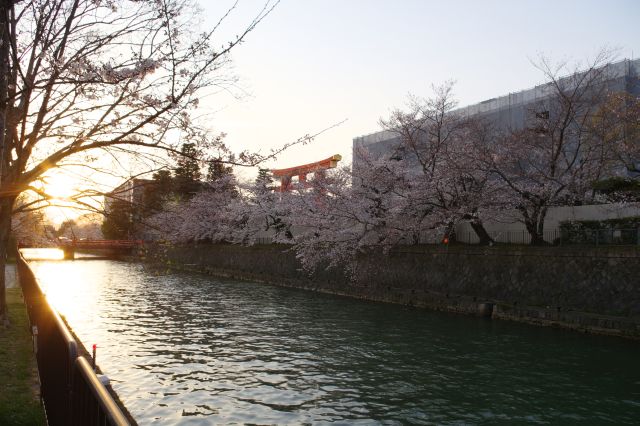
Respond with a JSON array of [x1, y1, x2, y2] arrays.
[[44, 173, 77, 199]]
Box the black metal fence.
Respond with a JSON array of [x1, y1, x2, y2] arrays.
[[17, 252, 130, 426], [452, 229, 563, 245], [456, 228, 640, 246]]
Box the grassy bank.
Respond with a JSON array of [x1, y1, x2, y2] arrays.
[[0, 288, 46, 425]]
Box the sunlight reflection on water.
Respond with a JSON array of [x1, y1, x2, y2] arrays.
[[21, 247, 64, 260], [24, 252, 640, 425]]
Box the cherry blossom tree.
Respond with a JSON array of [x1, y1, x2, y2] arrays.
[[11, 195, 52, 246], [144, 165, 296, 245], [133, 54, 638, 278], [0, 0, 278, 322], [285, 164, 408, 273], [145, 172, 242, 242], [378, 82, 497, 245], [203, 85, 503, 272], [148, 162, 403, 274], [474, 52, 625, 244], [225, 171, 295, 244]]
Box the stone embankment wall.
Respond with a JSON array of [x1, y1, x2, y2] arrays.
[[148, 244, 640, 339]]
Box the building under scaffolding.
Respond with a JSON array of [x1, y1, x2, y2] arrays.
[[353, 58, 640, 174], [351, 58, 640, 244]]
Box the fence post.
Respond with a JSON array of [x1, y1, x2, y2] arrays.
[[68, 340, 78, 422]]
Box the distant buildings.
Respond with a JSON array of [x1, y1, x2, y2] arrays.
[[104, 178, 152, 215], [353, 58, 640, 174]]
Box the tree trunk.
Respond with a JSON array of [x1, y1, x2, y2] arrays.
[[0, 198, 14, 324], [524, 208, 548, 246], [535, 207, 549, 245], [444, 221, 457, 243], [461, 211, 494, 245], [470, 219, 494, 245], [529, 232, 545, 246]]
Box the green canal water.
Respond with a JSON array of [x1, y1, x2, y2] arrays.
[[26, 253, 640, 425]]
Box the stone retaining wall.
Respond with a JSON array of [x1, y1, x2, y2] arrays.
[[148, 244, 640, 339]]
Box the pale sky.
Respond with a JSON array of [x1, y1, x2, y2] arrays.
[[200, 0, 640, 178]]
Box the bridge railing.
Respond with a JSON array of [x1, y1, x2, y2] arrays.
[[17, 251, 130, 426]]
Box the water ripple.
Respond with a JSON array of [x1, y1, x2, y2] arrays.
[[28, 258, 640, 425]]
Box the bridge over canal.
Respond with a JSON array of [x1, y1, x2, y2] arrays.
[[56, 239, 143, 259]]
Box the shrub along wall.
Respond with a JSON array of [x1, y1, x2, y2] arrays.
[[148, 244, 640, 339], [559, 217, 640, 245]]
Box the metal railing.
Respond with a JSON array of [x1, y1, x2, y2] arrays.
[[72, 357, 129, 425], [455, 228, 640, 246], [454, 229, 563, 245], [17, 252, 130, 426]]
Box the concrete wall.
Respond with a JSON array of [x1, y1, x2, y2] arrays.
[[148, 243, 640, 339], [455, 203, 640, 244]]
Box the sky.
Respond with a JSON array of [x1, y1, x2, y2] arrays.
[[43, 0, 640, 224], [198, 0, 640, 178]]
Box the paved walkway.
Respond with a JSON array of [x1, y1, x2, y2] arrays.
[[5, 264, 16, 289]]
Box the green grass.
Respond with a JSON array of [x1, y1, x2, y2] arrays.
[[0, 288, 46, 425]]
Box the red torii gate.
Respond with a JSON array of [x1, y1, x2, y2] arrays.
[[271, 154, 342, 192]]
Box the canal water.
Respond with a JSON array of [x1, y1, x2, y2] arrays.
[[25, 250, 640, 425]]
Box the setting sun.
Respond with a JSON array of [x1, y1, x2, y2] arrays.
[[44, 173, 76, 199]]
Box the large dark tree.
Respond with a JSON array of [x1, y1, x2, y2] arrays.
[[206, 158, 237, 196], [101, 200, 134, 240], [254, 168, 274, 192], [0, 0, 278, 322], [206, 159, 233, 183], [173, 143, 202, 199], [142, 169, 174, 216]]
